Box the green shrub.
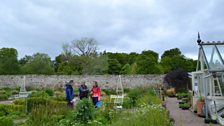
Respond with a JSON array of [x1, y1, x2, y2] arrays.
[[0, 117, 14, 126], [0, 104, 24, 117], [0, 90, 6, 95], [179, 102, 191, 109], [30, 91, 49, 97], [27, 104, 67, 126], [0, 94, 8, 101], [27, 97, 51, 113], [45, 88, 54, 96], [75, 98, 95, 124], [27, 97, 67, 113], [128, 89, 144, 107], [99, 108, 116, 124], [176, 92, 188, 99], [11, 90, 19, 95], [102, 89, 116, 96], [123, 88, 130, 93], [13, 99, 26, 105], [53, 91, 65, 101]]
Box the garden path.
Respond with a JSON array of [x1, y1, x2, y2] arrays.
[[0, 100, 13, 104], [166, 97, 220, 126]]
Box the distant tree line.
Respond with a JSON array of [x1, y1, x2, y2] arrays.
[[0, 38, 197, 75]]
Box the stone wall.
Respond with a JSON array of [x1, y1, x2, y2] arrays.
[[0, 75, 165, 89]]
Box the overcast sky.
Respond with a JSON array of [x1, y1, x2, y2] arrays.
[[1, 0, 224, 60]]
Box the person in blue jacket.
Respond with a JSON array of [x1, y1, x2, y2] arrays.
[[65, 80, 74, 108]]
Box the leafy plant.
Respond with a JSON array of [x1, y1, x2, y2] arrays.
[[128, 89, 144, 107], [0, 117, 14, 126], [75, 98, 95, 124], [179, 103, 191, 110], [0, 94, 8, 101], [45, 88, 54, 96], [30, 91, 49, 98], [13, 99, 26, 105]]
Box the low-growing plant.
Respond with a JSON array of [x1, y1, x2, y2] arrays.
[[27, 104, 67, 126], [0, 104, 25, 117], [0, 94, 8, 101], [26, 97, 66, 113], [128, 89, 144, 107], [110, 105, 172, 126], [0, 117, 14, 126], [179, 102, 191, 110], [45, 88, 54, 96], [13, 99, 26, 105], [30, 91, 49, 98], [53, 91, 65, 101]]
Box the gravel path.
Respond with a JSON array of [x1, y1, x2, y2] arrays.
[[166, 97, 220, 126], [0, 100, 13, 104]]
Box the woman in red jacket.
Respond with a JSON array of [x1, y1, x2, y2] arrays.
[[91, 81, 101, 107]]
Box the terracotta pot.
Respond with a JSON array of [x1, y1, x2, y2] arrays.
[[197, 101, 204, 116]]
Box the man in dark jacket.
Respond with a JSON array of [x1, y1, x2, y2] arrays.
[[79, 81, 89, 100], [65, 80, 74, 107]]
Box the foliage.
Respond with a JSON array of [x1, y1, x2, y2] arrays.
[[127, 88, 144, 107], [82, 55, 109, 75], [75, 98, 95, 123], [13, 99, 26, 105], [136, 50, 163, 74], [0, 48, 20, 75], [30, 91, 49, 98], [21, 53, 54, 75], [0, 104, 24, 117], [176, 92, 189, 99], [0, 117, 14, 126], [160, 48, 196, 73], [110, 105, 171, 126], [164, 69, 191, 92], [45, 88, 54, 96], [53, 91, 66, 101], [101, 89, 116, 96], [108, 59, 121, 75], [26, 97, 66, 113], [120, 63, 131, 74], [27, 104, 67, 126], [161, 48, 181, 59], [0, 94, 8, 101], [179, 102, 191, 109]]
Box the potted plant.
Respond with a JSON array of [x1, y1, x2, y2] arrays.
[[197, 96, 205, 116], [180, 102, 191, 110]]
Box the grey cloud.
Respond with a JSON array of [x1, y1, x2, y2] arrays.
[[0, 0, 224, 60]]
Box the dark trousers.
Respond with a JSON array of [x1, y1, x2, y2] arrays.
[[67, 100, 73, 108], [92, 97, 98, 106]]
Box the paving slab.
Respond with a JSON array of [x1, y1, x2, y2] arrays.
[[166, 97, 221, 126]]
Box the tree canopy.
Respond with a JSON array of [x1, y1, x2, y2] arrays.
[[0, 38, 197, 75]]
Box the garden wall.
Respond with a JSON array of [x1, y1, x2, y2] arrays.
[[0, 75, 164, 89]]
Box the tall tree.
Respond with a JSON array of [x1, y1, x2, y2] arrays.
[[21, 53, 54, 74], [108, 59, 121, 75], [161, 48, 181, 59], [160, 48, 196, 72], [71, 37, 97, 56], [0, 48, 20, 74], [136, 50, 162, 74]]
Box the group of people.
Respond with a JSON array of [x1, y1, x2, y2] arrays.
[[65, 80, 101, 108]]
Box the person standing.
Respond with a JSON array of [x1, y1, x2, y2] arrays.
[[91, 81, 101, 107], [79, 81, 89, 100], [65, 80, 74, 108]]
